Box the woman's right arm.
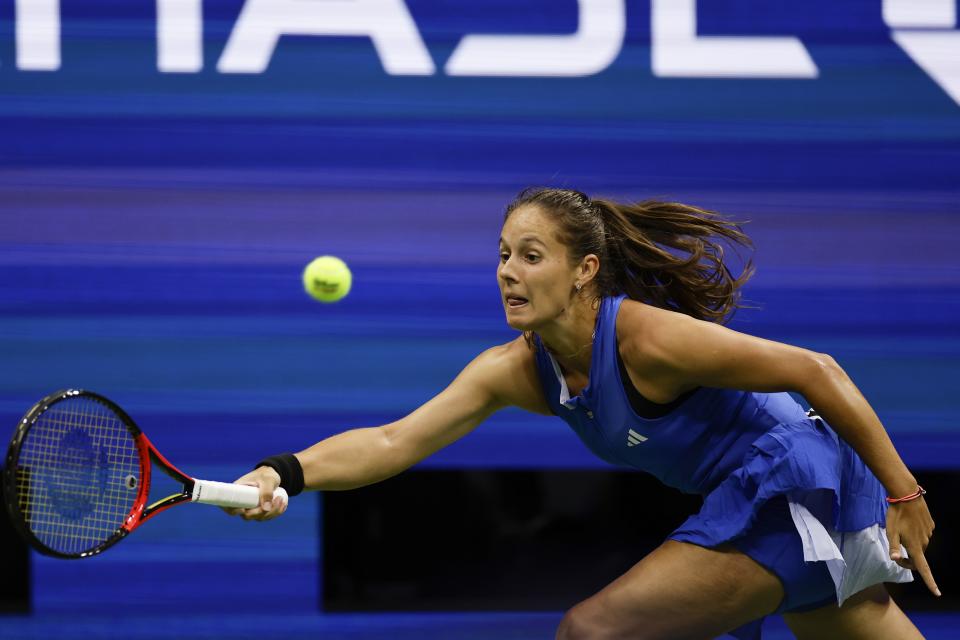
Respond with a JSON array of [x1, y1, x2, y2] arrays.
[[231, 337, 546, 519], [297, 340, 519, 491]]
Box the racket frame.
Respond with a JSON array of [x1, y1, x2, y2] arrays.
[[3, 389, 202, 559]]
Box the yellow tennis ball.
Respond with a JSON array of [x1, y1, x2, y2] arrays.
[[302, 256, 352, 303]]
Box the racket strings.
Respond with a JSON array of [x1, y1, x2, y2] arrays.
[[15, 396, 140, 555]]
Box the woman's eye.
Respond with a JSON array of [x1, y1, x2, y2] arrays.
[[499, 253, 509, 263], [526, 254, 539, 262]]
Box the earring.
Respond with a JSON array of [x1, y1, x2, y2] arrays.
[[575, 282, 582, 292]]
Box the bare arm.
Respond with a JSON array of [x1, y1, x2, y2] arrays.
[[230, 337, 547, 510], [295, 345, 511, 491], [621, 304, 915, 494], [619, 301, 938, 594]]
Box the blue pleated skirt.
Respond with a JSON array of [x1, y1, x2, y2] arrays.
[[669, 417, 912, 640]]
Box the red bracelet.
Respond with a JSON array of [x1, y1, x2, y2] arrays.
[[886, 486, 927, 504]]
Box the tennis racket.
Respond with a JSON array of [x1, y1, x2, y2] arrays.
[[2, 389, 285, 559]]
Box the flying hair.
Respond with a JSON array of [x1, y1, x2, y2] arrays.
[[504, 187, 755, 328]]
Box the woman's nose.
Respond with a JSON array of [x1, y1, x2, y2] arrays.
[[498, 259, 517, 282]]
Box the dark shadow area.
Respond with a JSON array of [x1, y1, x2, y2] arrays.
[[0, 464, 31, 614], [324, 469, 958, 613]]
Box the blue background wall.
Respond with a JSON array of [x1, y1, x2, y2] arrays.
[[1, 0, 958, 622]]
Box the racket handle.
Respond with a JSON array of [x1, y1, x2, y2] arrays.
[[191, 479, 289, 509]]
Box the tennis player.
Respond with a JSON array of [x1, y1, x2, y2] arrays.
[[230, 188, 937, 639]]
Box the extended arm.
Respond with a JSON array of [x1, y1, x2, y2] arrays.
[[229, 338, 546, 513], [295, 347, 509, 491]]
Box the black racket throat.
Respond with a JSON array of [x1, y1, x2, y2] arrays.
[[141, 449, 195, 515]]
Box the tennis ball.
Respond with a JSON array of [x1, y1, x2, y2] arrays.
[[302, 255, 352, 303]]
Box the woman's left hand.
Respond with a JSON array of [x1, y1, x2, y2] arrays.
[[886, 497, 940, 596]]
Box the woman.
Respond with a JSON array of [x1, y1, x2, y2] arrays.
[[229, 188, 937, 639]]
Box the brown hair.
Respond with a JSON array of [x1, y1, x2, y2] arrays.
[[504, 187, 755, 325]]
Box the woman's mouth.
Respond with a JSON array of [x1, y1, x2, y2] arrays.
[[506, 296, 528, 309]]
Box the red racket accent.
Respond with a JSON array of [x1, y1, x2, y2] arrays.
[[122, 434, 152, 532], [123, 432, 195, 533]]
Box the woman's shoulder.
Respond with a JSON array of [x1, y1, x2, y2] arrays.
[[614, 298, 685, 352], [473, 336, 551, 415], [617, 299, 703, 375], [613, 299, 702, 401], [478, 335, 536, 365]]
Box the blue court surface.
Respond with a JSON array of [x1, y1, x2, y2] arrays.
[[1, 611, 958, 639]]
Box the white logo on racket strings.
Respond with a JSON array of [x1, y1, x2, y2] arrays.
[[627, 429, 648, 447]]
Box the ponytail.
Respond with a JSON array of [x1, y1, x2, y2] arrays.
[[505, 188, 754, 324], [591, 198, 754, 324]]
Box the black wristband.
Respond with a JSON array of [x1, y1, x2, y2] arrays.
[[255, 453, 305, 497]]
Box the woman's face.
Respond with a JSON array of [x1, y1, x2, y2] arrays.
[[498, 205, 580, 331]]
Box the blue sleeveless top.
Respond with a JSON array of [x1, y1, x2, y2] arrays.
[[532, 295, 887, 542]]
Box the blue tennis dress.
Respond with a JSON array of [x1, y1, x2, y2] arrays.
[[532, 295, 911, 639]]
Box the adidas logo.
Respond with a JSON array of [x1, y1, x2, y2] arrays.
[[627, 429, 648, 447]]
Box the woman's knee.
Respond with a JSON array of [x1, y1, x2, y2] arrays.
[[556, 603, 610, 640], [555, 601, 658, 640]]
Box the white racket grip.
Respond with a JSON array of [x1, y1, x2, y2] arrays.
[[191, 479, 289, 509]]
